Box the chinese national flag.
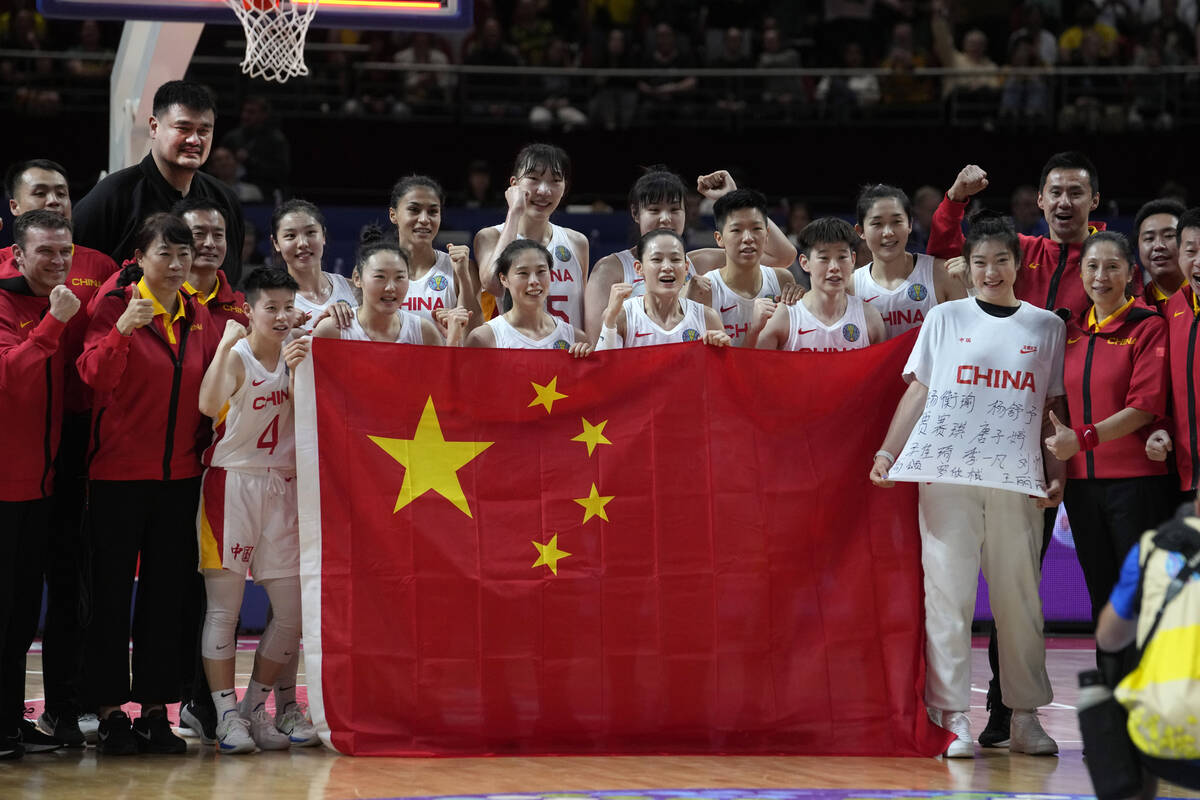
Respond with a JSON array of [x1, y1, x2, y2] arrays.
[[294, 332, 952, 757]]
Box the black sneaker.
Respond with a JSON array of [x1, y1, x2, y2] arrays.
[[37, 711, 85, 748], [0, 734, 23, 760], [16, 719, 63, 753], [179, 701, 217, 744], [132, 709, 187, 754], [97, 711, 138, 756], [978, 699, 1012, 747]]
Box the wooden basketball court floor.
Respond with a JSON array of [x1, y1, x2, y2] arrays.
[[6, 638, 1199, 799]]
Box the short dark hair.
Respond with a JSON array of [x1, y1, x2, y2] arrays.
[[171, 196, 227, 223], [354, 223, 410, 276], [1133, 198, 1186, 237], [713, 188, 768, 231], [13, 208, 71, 248], [496, 239, 552, 276], [1177, 207, 1200, 239], [241, 265, 298, 305], [855, 184, 912, 226], [628, 165, 685, 215], [512, 143, 571, 187], [1081, 230, 1134, 266], [5, 158, 68, 200], [132, 212, 193, 256], [390, 174, 445, 208], [963, 210, 1021, 262], [1038, 151, 1099, 196], [271, 199, 326, 239], [635, 228, 686, 260], [152, 80, 216, 117], [798, 217, 857, 255]]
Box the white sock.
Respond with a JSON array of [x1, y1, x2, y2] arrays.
[[212, 689, 239, 722], [274, 659, 298, 713], [239, 679, 272, 715]]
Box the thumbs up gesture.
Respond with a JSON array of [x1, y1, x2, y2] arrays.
[[116, 281, 156, 335], [1043, 410, 1079, 462]]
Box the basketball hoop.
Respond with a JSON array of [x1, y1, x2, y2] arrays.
[[225, 0, 319, 84]]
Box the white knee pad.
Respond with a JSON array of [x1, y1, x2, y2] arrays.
[[201, 570, 245, 660], [258, 576, 302, 664]]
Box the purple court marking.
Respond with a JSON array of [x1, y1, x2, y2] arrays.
[[362, 790, 1091, 800]]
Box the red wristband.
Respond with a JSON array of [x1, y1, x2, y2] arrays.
[[1073, 424, 1100, 452]]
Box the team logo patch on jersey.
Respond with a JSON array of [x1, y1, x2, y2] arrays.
[[907, 283, 928, 302], [429, 274, 449, 291], [842, 323, 861, 342], [682, 329, 701, 341], [554, 245, 571, 262], [553, 340, 570, 350]]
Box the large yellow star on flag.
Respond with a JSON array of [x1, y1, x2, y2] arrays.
[[571, 417, 612, 456], [573, 483, 614, 524], [368, 396, 493, 518], [528, 376, 567, 414], [532, 533, 571, 574]]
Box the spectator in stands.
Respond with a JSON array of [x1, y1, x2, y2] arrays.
[[1059, 3, 1118, 62], [588, 28, 638, 131], [464, 16, 522, 119], [908, 185, 940, 253], [1011, 184, 1048, 236], [1000, 34, 1050, 127], [709, 27, 752, 117], [509, 0, 555, 66], [206, 146, 264, 204], [394, 33, 454, 119], [1142, 5, 1197, 64], [930, 0, 1001, 122], [1, 7, 60, 115], [637, 23, 698, 120], [345, 31, 402, 117], [784, 200, 811, 252], [453, 159, 502, 209], [220, 95, 290, 201], [1129, 34, 1175, 130], [758, 27, 805, 115], [66, 19, 112, 82], [1059, 30, 1125, 132], [1009, 3, 1058, 67], [530, 38, 588, 131], [242, 221, 267, 270], [1139, 0, 1199, 29], [816, 41, 879, 119], [879, 22, 936, 106]]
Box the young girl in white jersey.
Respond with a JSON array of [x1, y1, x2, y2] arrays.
[[465, 239, 590, 356], [595, 229, 731, 349], [851, 184, 965, 339], [196, 267, 314, 754], [753, 218, 886, 351], [270, 200, 356, 334], [582, 166, 799, 342], [474, 144, 589, 327], [314, 226, 469, 346], [389, 175, 483, 333]]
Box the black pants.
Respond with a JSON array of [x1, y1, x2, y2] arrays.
[[0, 498, 50, 733], [42, 412, 89, 716], [84, 478, 200, 707], [179, 570, 214, 712]]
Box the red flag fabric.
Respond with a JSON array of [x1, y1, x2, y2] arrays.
[[295, 331, 953, 757]]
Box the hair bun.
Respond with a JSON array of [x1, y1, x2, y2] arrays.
[[359, 223, 386, 245]]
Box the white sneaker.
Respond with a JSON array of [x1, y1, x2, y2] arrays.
[[1010, 709, 1059, 755], [941, 710, 974, 758], [78, 713, 99, 745], [215, 715, 255, 754], [247, 707, 291, 751], [275, 704, 319, 747]]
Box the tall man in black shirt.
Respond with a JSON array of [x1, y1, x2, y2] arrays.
[[73, 80, 245, 286]]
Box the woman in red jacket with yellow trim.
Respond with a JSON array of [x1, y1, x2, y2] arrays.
[[1044, 231, 1170, 683], [77, 213, 217, 756]]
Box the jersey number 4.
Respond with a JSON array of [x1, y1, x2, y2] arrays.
[[257, 415, 280, 456]]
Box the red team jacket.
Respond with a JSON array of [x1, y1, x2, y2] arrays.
[[1165, 287, 1200, 491], [927, 195, 1137, 318], [1063, 299, 1169, 480], [0, 243, 118, 413], [78, 282, 217, 482], [0, 276, 66, 501], [184, 270, 249, 329]]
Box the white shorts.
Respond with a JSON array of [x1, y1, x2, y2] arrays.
[[197, 466, 299, 582]]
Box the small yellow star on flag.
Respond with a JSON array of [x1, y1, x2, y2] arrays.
[[368, 396, 493, 518], [532, 533, 571, 574], [571, 417, 612, 456], [573, 483, 614, 524], [528, 376, 567, 414]]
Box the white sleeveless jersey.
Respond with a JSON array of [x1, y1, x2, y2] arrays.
[[341, 310, 424, 344], [708, 266, 782, 346], [492, 223, 585, 327], [401, 250, 457, 323], [622, 296, 707, 346], [203, 338, 295, 469], [293, 272, 358, 335], [784, 295, 871, 352], [612, 248, 697, 296], [853, 254, 938, 338], [486, 314, 575, 350]]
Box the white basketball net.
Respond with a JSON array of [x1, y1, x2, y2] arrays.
[[225, 0, 319, 84]]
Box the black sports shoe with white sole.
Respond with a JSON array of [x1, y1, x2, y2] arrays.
[[37, 711, 85, 748], [98, 711, 138, 756], [132, 709, 187, 754]]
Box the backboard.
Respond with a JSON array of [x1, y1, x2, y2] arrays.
[[38, 0, 472, 31]]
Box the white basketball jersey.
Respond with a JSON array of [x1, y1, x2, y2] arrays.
[[203, 338, 295, 469], [853, 254, 938, 338], [613, 248, 697, 297], [293, 272, 358, 335], [784, 295, 871, 352], [486, 314, 575, 350], [708, 266, 781, 346], [622, 296, 707, 346], [341, 310, 424, 344], [493, 223, 586, 326], [401, 250, 457, 324]]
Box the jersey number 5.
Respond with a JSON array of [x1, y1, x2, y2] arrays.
[[547, 294, 570, 323], [257, 415, 280, 456]]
